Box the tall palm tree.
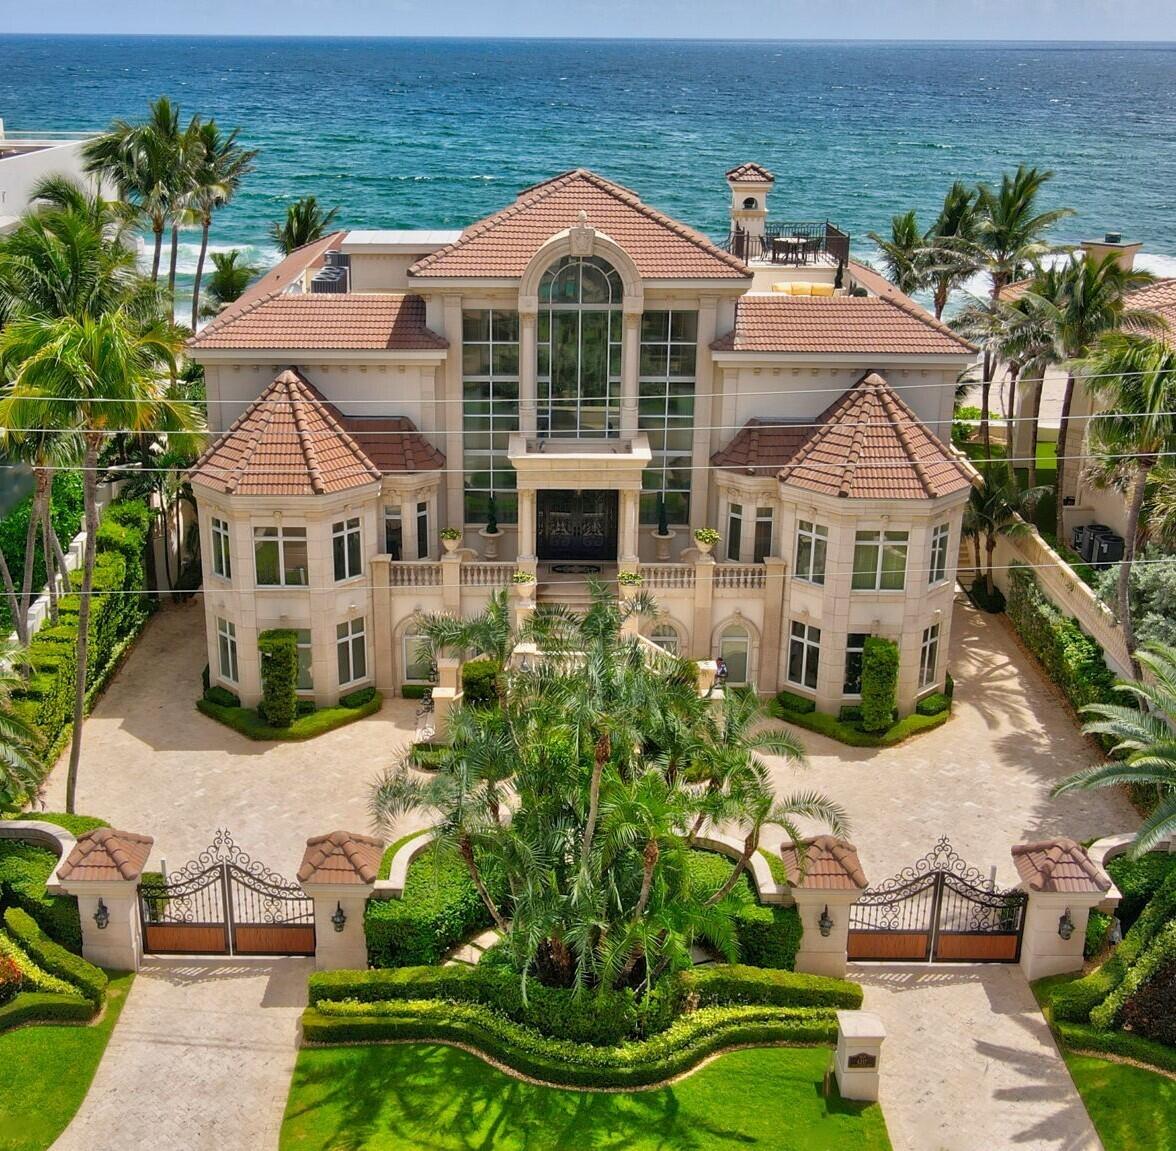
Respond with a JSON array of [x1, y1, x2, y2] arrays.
[[1054, 642, 1176, 856], [269, 196, 340, 256], [0, 310, 200, 813], [924, 181, 980, 320], [968, 460, 1048, 599], [1084, 333, 1176, 670], [1022, 254, 1157, 540], [187, 122, 257, 328], [0, 639, 45, 812], [866, 209, 925, 297]]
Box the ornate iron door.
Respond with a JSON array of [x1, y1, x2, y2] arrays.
[[536, 490, 619, 561]]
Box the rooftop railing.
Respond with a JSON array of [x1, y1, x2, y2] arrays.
[[725, 221, 850, 267]]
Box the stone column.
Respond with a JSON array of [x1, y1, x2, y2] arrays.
[[690, 298, 719, 530], [297, 831, 382, 972], [517, 488, 537, 563], [370, 555, 393, 693], [519, 307, 538, 438], [620, 310, 642, 437], [54, 828, 154, 972], [691, 554, 716, 661], [757, 556, 787, 695], [834, 1012, 886, 1102], [441, 552, 461, 615], [442, 296, 465, 529], [619, 489, 641, 564]]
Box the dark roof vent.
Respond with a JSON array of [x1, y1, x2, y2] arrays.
[[1104, 231, 1123, 245]]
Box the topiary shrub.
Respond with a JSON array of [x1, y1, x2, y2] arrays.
[[1119, 956, 1176, 1046], [916, 692, 950, 717], [461, 658, 502, 709], [1084, 910, 1112, 960], [860, 637, 898, 732], [257, 628, 298, 728], [0, 841, 82, 950], [3, 907, 106, 1005]]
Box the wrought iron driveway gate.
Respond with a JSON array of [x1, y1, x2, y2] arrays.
[[848, 837, 1026, 963], [139, 830, 315, 957]]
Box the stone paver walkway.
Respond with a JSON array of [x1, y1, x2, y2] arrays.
[[52, 958, 311, 1151], [857, 964, 1101, 1151]]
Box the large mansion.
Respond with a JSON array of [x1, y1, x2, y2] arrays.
[[187, 165, 977, 714]]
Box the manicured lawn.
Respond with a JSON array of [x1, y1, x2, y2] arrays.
[[0, 970, 133, 1151], [1060, 1053, 1176, 1151], [280, 1043, 892, 1151]]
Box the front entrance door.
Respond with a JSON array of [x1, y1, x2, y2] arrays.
[[537, 490, 619, 562]]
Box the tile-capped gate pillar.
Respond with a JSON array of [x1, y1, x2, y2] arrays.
[[54, 827, 154, 972], [1012, 837, 1116, 982], [298, 830, 382, 971], [780, 835, 868, 978]]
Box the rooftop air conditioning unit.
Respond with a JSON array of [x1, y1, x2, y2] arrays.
[[324, 250, 351, 270], [310, 265, 349, 294]]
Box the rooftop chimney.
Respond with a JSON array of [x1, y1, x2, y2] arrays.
[[1083, 232, 1142, 272]]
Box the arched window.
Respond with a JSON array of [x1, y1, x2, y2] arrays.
[[650, 623, 681, 656], [719, 624, 750, 686], [537, 255, 623, 438], [742, 196, 758, 210]]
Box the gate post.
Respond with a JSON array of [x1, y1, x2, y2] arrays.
[[1012, 838, 1116, 982], [53, 828, 154, 972], [779, 836, 868, 977], [297, 831, 382, 971]]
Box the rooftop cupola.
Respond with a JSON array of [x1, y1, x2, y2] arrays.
[[1083, 231, 1142, 272], [725, 163, 775, 253]]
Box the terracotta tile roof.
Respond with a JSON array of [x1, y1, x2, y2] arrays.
[[410, 169, 749, 280], [711, 293, 974, 356], [57, 828, 153, 883], [339, 415, 445, 473], [298, 830, 384, 886], [190, 292, 447, 351], [1012, 839, 1111, 894], [726, 162, 775, 185], [711, 419, 811, 477], [188, 369, 383, 496], [773, 372, 974, 500], [779, 836, 868, 890], [1125, 278, 1176, 344]]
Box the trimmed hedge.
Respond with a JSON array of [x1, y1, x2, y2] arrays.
[[1120, 955, 1176, 1046], [678, 964, 862, 1011], [301, 999, 839, 1088], [3, 812, 110, 837], [860, 638, 898, 732], [339, 685, 378, 709], [461, 659, 502, 709], [773, 690, 815, 716], [203, 685, 240, 708], [3, 907, 106, 1006], [197, 690, 382, 741], [1090, 919, 1176, 1031], [1006, 565, 1117, 720], [257, 629, 298, 728], [916, 692, 950, 717], [1106, 852, 1176, 930], [0, 841, 81, 951], [772, 702, 949, 747], [0, 989, 94, 1032], [0, 929, 75, 994], [401, 684, 430, 700]]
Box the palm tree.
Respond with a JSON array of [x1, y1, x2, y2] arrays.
[[1084, 333, 1176, 670], [187, 122, 258, 328], [199, 250, 259, 318], [0, 639, 45, 812], [1054, 643, 1176, 856], [269, 196, 340, 256], [0, 310, 200, 813], [1022, 254, 1157, 540], [968, 460, 1048, 599], [415, 588, 515, 666], [866, 210, 925, 297], [924, 181, 980, 320]]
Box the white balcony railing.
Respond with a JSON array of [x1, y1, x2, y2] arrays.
[[460, 562, 515, 588], [636, 563, 695, 590], [714, 564, 767, 592], [388, 561, 443, 588]]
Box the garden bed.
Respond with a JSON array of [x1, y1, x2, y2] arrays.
[[770, 693, 950, 748], [197, 688, 383, 741]]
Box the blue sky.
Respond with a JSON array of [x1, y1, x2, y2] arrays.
[[1, 0, 1174, 39]]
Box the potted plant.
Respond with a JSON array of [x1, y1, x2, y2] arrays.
[[618, 570, 645, 592], [440, 527, 462, 554], [512, 569, 536, 601], [693, 526, 720, 556], [651, 496, 676, 561], [478, 498, 504, 559]]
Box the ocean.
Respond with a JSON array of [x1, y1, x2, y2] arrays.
[[2, 36, 1175, 306]]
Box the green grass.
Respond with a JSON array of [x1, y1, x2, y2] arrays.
[[1059, 1054, 1175, 1151], [0, 970, 133, 1151], [280, 1042, 891, 1151], [196, 691, 383, 740]]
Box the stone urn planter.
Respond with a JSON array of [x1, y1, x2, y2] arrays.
[[693, 528, 720, 556], [440, 529, 462, 554], [651, 529, 676, 562], [512, 572, 536, 602], [478, 526, 504, 560]]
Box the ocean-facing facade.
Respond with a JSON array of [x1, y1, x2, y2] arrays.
[[187, 165, 977, 714]]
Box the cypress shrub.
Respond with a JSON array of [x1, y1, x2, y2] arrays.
[[257, 629, 298, 728], [860, 637, 898, 732]]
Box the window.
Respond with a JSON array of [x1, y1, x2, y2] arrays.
[[336, 618, 367, 686], [211, 517, 231, 579], [254, 525, 308, 586], [296, 629, 313, 692], [384, 506, 403, 560], [332, 517, 362, 581], [719, 625, 750, 686], [794, 520, 828, 585], [788, 621, 821, 691], [402, 633, 433, 684], [754, 507, 774, 563], [843, 632, 868, 695], [463, 309, 519, 525], [416, 502, 429, 560], [650, 623, 680, 655], [727, 503, 744, 561], [538, 256, 623, 438], [929, 523, 950, 585], [638, 310, 697, 524], [851, 530, 909, 591], [216, 618, 238, 683], [920, 623, 941, 689]]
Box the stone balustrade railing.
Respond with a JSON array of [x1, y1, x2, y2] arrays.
[[388, 561, 444, 588], [636, 563, 695, 590], [714, 563, 768, 592], [460, 562, 516, 588]]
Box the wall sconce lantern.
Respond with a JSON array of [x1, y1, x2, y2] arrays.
[[1058, 907, 1075, 941], [331, 902, 347, 933], [818, 905, 834, 937], [93, 898, 110, 931]]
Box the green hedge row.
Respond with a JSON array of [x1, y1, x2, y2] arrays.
[[0, 841, 82, 951], [772, 696, 949, 747], [0, 927, 76, 994], [3, 907, 107, 1005], [1106, 852, 1176, 930], [678, 964, 862, 1011], [302, 999, 838, 1088], [1006, 566, 1118, 719], [197, 691, 382, 741], [0, 989, 94, 1032]]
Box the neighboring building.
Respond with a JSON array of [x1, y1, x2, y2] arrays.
[[0, 122, 95, 233], [187, 165, 976, 714]]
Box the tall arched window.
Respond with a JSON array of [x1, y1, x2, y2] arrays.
[[538, 255, 623, 437], [719, 624, 751, 686]]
